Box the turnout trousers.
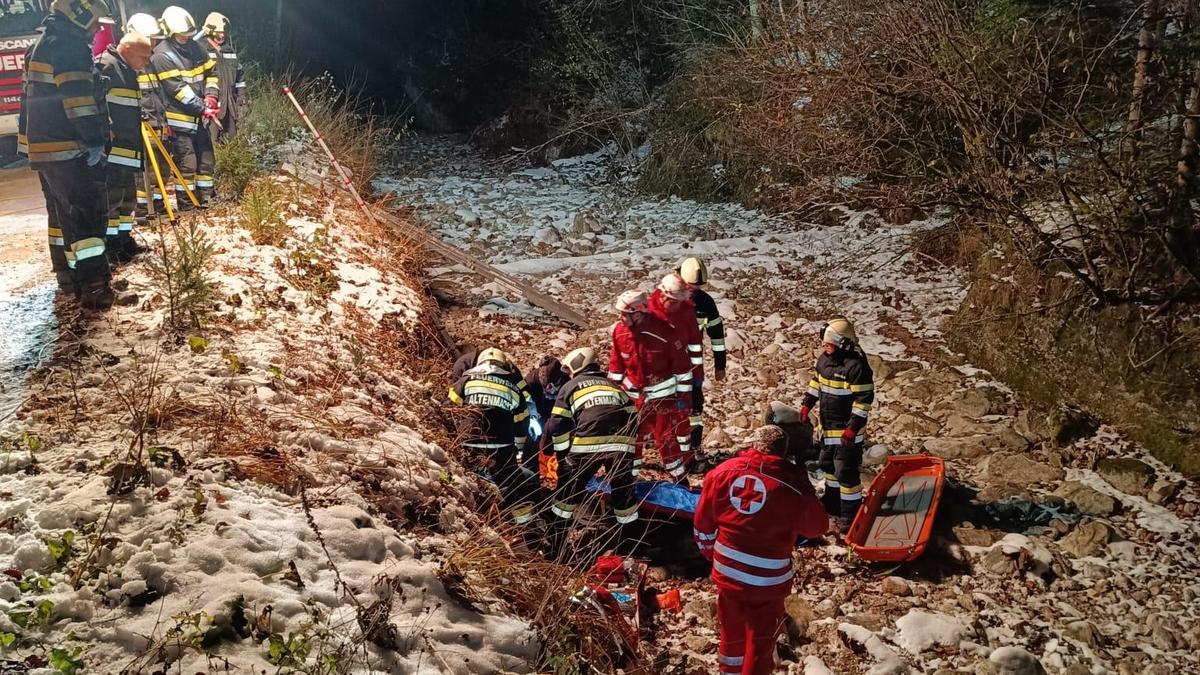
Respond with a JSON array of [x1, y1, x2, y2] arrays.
[[636, 397, 685, 480], [38, 173, 72, 287], [549, 450, 638, 525], [39, 158, 111, 286], [168, 128, 214, 208], [102, 168, 137, 261], [716, 590, 786, 675], [689, 381, 705, 453], [470, 444, 541, 527], [818, 440, 864, 520]]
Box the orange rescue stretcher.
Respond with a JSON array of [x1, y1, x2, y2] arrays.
[[845, 454, 945, 563]]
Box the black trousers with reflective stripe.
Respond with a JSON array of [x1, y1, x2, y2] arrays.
[[553, 451, 637, 519], [168, 128, 214, 207], [819, 441, 863, 520], [103, 168, 137, 252], [38, 172, 73, 287], [40, 158, 110, 285]]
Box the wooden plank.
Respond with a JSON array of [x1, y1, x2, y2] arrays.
[[373, 209, 592, 328]]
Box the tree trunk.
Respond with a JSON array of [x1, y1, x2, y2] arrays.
[[749, 0, 763, 38], [1126, 0, 1161, 161], [1171, 56, 1200, 275]]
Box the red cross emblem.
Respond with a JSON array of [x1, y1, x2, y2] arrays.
[[729, 475, 767, 515]]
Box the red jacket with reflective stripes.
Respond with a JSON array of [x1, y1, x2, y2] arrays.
[[608, 310, 692, 404], [648, 289, 705, 381], [694, 448, 826, 597]]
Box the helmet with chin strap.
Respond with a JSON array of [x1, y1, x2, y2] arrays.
[[822, 317, 858, 350], [50, 0, 111, 32]]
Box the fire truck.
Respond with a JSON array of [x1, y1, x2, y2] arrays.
[[0, 0, 47, 158]]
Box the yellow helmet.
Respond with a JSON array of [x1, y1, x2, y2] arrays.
[[678, 257, 708, 285], [51, 0, 111, 31], [476, 347, 508, 367], [562, 347, 597, 375], [203, 12, 230, 36], [822, 318, 858, 349]]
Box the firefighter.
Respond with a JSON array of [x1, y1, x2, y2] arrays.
[[608, 289, 693, 481], [800, 317, 875, 530], [447, 348, 538, 525], [545, 348, 639, 554], [648, 273, 703, 470], [126, 12, 168, 220], [151, 6, 217, 209], [678, 257, 728, 452], [524, 354, 569, 485], [693, 425, 827, 675], [200, 12, 246, 142], [95, 32, 151, 263], [19, 0, 125, 308]]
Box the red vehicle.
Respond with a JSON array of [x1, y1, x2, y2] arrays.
[[0, 0, 48, 157]]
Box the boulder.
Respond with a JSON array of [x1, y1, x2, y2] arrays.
[[783, 594, 815, 641], [1147, 479, 1184, 505], [979, 534, 1054, 578], [1095, 458, 1155, 496], [924, 436, 986, 459], [1049, 405, 1100, 446], [881, 576, 911, 597], [952, 526, 1005, 547], [899, 369, 963, 403], [1058, 521, 1113, 558], [1063, 620, 1102, 649], [936, 387, 998, 420], [1011, 409, 1051, 443], [683, 595, 718, 630], [1055, 481, 1116, 517], [987, 646, 1048, 675], [893, 413, 941, 437], [864, 444, 891, 467], [979, 453, 1064, 485]]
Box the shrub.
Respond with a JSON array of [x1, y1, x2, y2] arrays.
[[240, 180, 290, 247], [147, 222, 216, 331], [214, 133, 260, 197]]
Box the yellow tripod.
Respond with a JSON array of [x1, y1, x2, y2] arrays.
[[140, 122, 200, 221]]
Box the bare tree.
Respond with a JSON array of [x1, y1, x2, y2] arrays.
[[1127, 0, 1162, 160]]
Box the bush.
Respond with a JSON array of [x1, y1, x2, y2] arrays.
[[214, 133, 260, 198], [147, 221, 215, 331], [239, 180, 290, 247]]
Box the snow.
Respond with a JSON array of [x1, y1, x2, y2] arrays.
[[893, 609, 968, 654], [838, 622, 909, 674]]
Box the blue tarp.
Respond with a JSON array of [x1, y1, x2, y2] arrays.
[[585, 477, 701, 519]]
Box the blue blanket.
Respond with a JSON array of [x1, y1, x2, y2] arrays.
[[585, 477, 701, 518]]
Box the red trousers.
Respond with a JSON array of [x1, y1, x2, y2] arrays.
[[636, 397, 684, 479], [716, 590, 786, 675]]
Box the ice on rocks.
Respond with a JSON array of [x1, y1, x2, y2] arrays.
[[894, 609, 969, 654]]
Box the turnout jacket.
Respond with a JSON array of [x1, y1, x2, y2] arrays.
[[205, 38, 246, 118], [546, 365, 638, 455], [451, 350, 532, 404], [18, 15, 107, 168], [150, 37, 216, 134], [801, 348, 875, 445], [648, 289, 704, 380], [525, 356, 568, 422], [694, 448, 826, 596], [608, 310, 693, 404], [688, 286, 727, 372], [138, 58, 168, 129], [94, 45, 142, 171], [448, 364, 530, 451]]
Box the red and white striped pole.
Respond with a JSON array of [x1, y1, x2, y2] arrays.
[[282, 86, 378, 225]]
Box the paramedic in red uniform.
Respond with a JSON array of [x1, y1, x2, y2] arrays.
[[608, 289, 693, 481], [693, 425, 827, 675], [647, 274, 704, 471]]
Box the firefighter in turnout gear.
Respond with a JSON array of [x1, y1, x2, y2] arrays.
[[678, 257, 728, 452], [524, 355, 570, 484], [19, 0, 123, 308], [694, 425, 827, 675], [127, 12, 169, 220], [200, 12, 246, 142], [800, 318, 875, 530], [95, 32, 152, 262], [546, 348, 640, 554], [448, 348, 538, 525], [151, 6, 217, 208], [609, 290, 693, 481], [649, 273, 703, 471]]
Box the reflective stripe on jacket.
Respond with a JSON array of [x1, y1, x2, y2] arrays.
[[150, 37, 214, 135], [801, 349, 875, 437], [545, 365, 637, 454], [95, 46, 142, 170]]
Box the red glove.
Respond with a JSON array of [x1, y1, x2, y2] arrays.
[[841, 427, 857, 447], [799, 405, 811, 422], [203, 95, 219, 120]]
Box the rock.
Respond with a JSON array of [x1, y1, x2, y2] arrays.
[[570, 211, 602, 235], [1055, 481, 1116, 517], [881, 576, 911, 597], [1095, 458, 1155, 496], [730, 414, 750, 429], [1059, 521, 1113, 558], [924, 436, 986, 459], [1060, 666, 1091, 675], [1064, 620, 1102, 649], [683, 595, 718, 630], [975, 484, 1032, 502], [981, 534, 1053, 578], [894, 610, 967, 653], [764, 400, 804, 424], [1011, 409, 1050, 442], [844, 612, 886, 631], [682, 635, 712, 653], [783, 594, 815, 640], [864, 444, 890, 467], [1050, 405, 1100, 446], [979, 453, 1064, 485], [1150, 625, 1182, 652], [837, 623, 909, 674], [1147, 479, 1184, 505], [939, 388, 997, 419], [803, 656, 836, 675], [953, 525, 1001, 547], [987, 646, 1047, 674], [892, 413, 940, 437], [706, 429, 733, 449]]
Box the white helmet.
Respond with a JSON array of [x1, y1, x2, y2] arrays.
[[562, 347, 597, 375], [126, 12, 165, 40], [658, 273, 689, 300], [615, 290, 648, 314], [822, 317, 858, 349], [476, 347, 509, 367], [203, 12, 230, 36], [160, 6, 196, 36], [678, 257, 708, 285]]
